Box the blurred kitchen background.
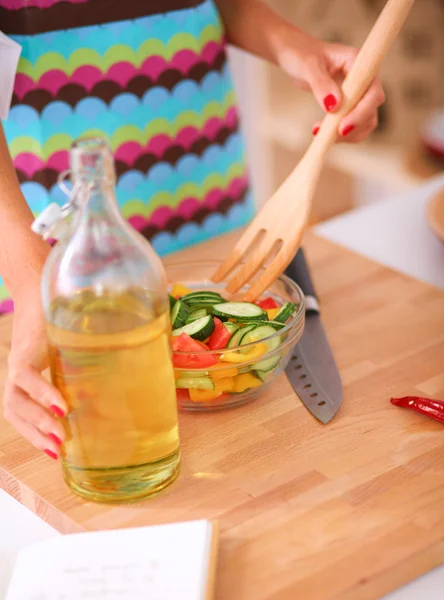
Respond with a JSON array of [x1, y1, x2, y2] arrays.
[[228, 0, 444, 225]]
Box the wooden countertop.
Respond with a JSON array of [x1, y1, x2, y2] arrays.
[[1, 231, 444, 600]]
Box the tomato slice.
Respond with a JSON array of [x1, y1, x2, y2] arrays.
[[195, 340, 210, 350], [172, 354, 217, 368], [171, 333, 217, 368], [172, 333, 203, 353], [176, 388, 190, 402], [256, 297, 278, 310], [207, 318, 231, 350]]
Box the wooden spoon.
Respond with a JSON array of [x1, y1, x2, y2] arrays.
[[212, 0, 416, 301]]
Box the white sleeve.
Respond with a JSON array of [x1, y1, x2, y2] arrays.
[[0, 31, 22, 120]]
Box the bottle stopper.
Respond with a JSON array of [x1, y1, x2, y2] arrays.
[[31, 203, 66, 240]]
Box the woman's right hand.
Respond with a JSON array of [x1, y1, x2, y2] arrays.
[[2, 291, 68, 460]]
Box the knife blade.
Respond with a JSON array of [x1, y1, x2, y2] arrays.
[[284, 249, 342, 424]]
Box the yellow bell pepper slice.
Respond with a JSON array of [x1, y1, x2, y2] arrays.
[[220, 342, 268, 363], [233, 373, 262, 393], [171, 283, 192, 298], [189, 388, 220, 402], [215, 377, 234, 392], [267, 308, 280, 320], [189, 377, 234, 402], [211, 367, 238, 380]]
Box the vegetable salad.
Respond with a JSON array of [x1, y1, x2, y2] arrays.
[[169, 284, 298, 404]]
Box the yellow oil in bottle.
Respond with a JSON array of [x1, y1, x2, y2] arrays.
[[47, 290, 180, 503]]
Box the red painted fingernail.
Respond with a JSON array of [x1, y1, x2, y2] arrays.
[[44, 449, 58, 460], [312, 126, 320, 135], [48, 433, 62, 446], [50, 405, 65, 418], [324, 94, 337, 112], [342, 124, 355, 136]]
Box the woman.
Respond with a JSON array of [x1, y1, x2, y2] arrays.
[[0, 0, 384, 458]]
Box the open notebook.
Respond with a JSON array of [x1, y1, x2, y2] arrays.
[[4, 519, 219, 600]]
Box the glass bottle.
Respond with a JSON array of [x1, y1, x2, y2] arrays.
[[34, 138, 181, 503]]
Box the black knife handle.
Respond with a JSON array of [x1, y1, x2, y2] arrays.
[[285, 248, 319, 310]]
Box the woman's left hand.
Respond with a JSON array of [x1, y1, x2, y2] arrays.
[[277, 33, 386, 143]]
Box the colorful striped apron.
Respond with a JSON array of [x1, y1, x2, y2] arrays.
[[0, 0, 254, 312]]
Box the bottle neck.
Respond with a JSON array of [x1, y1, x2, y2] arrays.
[[69, 138, 119, 219], [71, 178, 122, 226], [64, 177, 130, 278]]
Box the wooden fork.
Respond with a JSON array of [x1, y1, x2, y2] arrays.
[[212, 0, 415, 301]]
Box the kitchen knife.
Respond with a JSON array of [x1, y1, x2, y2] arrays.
[[284, 249, 342, 424]]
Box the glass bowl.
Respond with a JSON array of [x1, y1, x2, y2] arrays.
[[165, 260, 305, 411]]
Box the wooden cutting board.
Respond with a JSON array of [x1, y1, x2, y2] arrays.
[[1, 231, 444, 600]]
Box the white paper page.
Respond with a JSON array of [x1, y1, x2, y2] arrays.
[[0, 491, 59, 599], [5, 520, 213, 600], [0, 31, 22, 119]]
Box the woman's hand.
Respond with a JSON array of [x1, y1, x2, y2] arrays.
[[0, 124, 66, 458], [277, 32, 386, 143], [215, 0, 384, 143], [3, 292, 67, 460]]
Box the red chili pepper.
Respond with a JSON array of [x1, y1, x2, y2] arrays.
[[256, 297, 278, 310], [391, 396, 444, 424]]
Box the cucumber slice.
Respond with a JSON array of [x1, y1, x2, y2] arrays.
[[254, 355, 281, 373], [171, 299, 190, 329], [183, 293, 225, 311], [223, 322, 239, 335], [266, 320, 286, 330], [240, 324, 282, 372], [190, 302, 223, 311], [181, 291, 224, 306], [227, 324, 257, 348], [212, 302, 267, 322], [172, 315, 215, 341], [177, 370, 209, 378], [175, 377, 215, 390], [240, 325, 280, 349], [181, 291, 223, 301], [186, 308, 207, 324], [255, 370, 269, 382], [274, 302, 296, 324]]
